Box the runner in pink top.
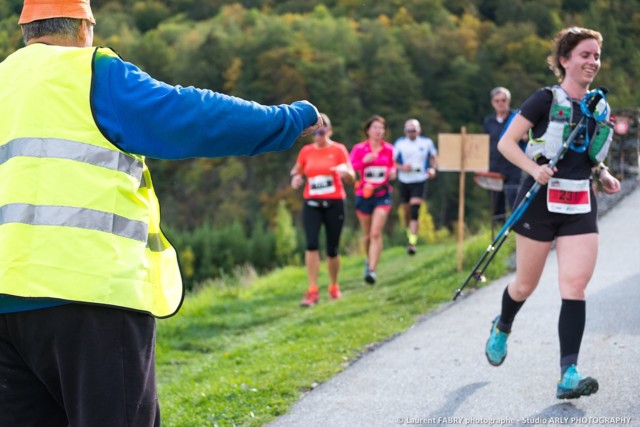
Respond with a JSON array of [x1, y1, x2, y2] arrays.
[[349, 115, 396, 285], [350, 139, 395, 199]]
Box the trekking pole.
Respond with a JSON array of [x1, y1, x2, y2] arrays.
[[453, 87, 609, 301]]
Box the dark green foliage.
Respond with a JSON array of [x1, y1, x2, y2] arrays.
[[0, 0, 20, 17], [248, 217, 276, 272], [166, 221, 273, 290], [274, 200, 298, 265], [133, 1, 171, 32]]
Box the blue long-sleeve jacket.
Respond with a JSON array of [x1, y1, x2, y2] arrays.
[[0, 51, 318, 313], [93, 53, 317, 159]]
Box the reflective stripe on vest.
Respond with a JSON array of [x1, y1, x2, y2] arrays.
[[0, 137, 144, 179], [0, 203, 169, 250], [0, 203, 147, 242], [0, 44, 182, 317]]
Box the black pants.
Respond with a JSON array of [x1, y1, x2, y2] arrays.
[[303, 199, 345, 257], [0, 304, 159, 427]]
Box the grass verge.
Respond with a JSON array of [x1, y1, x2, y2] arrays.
[[157, 231, 515, 426]]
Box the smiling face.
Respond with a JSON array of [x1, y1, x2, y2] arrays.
[[548, 27, 603, 84], [560, 38, 601, 87]]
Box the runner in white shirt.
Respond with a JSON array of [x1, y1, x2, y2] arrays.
[[393, 119, 438, 255]]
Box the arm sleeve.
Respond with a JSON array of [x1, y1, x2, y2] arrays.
[[393, 140, 401, 163], [295, 147, 307, 173], [92, 55, 319, 159], [349, 145, 364, 171], [519, 88, 553, 139], [387, 144, 397, 174], [338, 144, 350, 164], [482, 116, 491, 134]]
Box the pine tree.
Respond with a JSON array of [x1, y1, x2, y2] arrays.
[[274, 200, 297, 265]]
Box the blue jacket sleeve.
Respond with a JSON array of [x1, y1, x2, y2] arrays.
[[92, 54, 318, 159]]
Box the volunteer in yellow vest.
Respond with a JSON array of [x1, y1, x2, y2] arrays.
[[0, 1, 321, 425]]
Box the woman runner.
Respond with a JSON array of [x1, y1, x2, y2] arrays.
[[484, 27, 620, 399], [291, 113, 355, 306], [349, 115, 396, 285]]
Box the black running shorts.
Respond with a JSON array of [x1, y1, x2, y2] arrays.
[[512, 184, 598, 242], [397, 181, 426, 204]]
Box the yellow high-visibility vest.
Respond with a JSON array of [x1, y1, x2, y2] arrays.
[[0, 44, 183, 318]]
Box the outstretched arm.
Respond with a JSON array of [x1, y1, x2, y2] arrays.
[[93, 54, 320, 159]]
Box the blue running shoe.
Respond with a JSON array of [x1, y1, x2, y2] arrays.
[[363, 260, 376, 285], [485, 316, 509, 366], [365, 270, 377, 285], [556, 365, 599, 399]]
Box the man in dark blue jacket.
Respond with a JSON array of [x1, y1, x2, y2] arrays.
[[482, 87, 522, 222]]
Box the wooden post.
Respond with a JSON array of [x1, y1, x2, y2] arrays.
[[457, 126, 466, 271]]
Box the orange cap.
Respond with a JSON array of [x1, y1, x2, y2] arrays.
[[19, 0, 95, 25]]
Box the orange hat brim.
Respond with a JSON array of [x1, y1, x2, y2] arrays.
[[19, 0, 95, 25]]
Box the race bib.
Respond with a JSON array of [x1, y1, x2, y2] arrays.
[[410, 162, 425, 173], [547, 178, 591, 214], [364, 166, 387, 184], [308, 175, 335, 196]]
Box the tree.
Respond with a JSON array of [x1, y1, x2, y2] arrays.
[[133, 1, 171, 33], [274, 200, 297, 265]]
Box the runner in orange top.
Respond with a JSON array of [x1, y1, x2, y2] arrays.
[[291, 113, 355, 306]]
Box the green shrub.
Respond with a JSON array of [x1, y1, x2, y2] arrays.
[[274, 200, 297, 265], [249, 218, 276, 272], [212, 221, 249, 275], [418, 202, 437, 243], [178, 245, 195, 280]]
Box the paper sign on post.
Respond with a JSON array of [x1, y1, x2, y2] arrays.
[[438, 133, 489, 172], [437, 130, 490, 272]]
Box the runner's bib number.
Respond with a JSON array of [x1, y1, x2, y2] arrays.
[[364, 166, 387, 184], [410, 162, 425, 173], [404, 163, 425, 179], [546, 178, 591, 214], [308, 175, 335, 196]]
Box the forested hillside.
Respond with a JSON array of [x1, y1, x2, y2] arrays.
[[1, 0, 638, 284]]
